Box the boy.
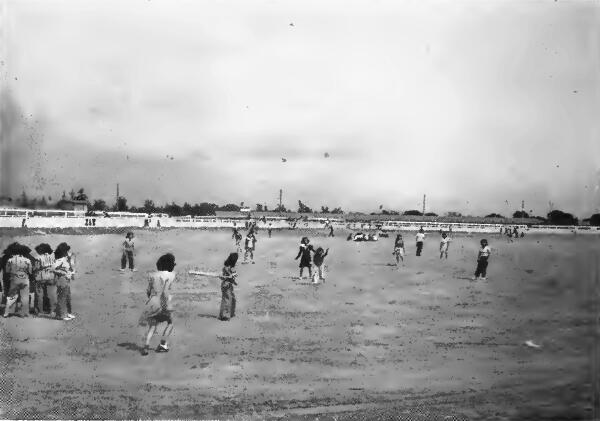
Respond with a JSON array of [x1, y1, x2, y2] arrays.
[[3, 245, 33, 318], [473, 239, 491, 280], [121, 232, 136, 272], [439, 232, 451, 259], [415, 228, 425, 256], [244, 231, 257, 264]]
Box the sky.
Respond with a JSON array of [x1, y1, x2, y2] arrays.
[[1, 0, 599, 217]]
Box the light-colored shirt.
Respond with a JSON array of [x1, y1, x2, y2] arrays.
[[34, 253, 55, 282], [147, 271, 176, 311], [6, 255, 32, 285], [53, 256, 74, 280], [478, 246, 491, 259], [416, 233, 425, 242], [123, 238, 135, 252]]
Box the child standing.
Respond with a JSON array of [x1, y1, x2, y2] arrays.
[[3, 245, 33, 318], [415, 228, 425, 256], [53, 242, 76, 320], [139, 253, 177, 355], [439, 232, 451, 260], [33, 244, 55, 316], [120, 232, 136, 272], [392, 234, 405, 265], [312, 247, 329, 283], [219, 252, 238, 321], [295, 237, 314, 279], [473, 239, 491, 280], [244, 231, 257, 264]]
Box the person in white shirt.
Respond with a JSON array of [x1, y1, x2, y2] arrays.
[[439, 232, 451, 260], [3, 245, 33, 318], [473, 239, 491, 280], [415, 228, 426, 256]]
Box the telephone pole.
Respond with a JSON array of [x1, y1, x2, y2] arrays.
[[422, 194, 426, 215], [279, 189, 282, 211]]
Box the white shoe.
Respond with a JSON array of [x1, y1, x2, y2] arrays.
[[66, 313, 76, 319], [119, 268, 125, 272], [131, 268, 138, 272], [62, 317, 71, 321]]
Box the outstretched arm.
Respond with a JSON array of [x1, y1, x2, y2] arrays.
[[295, 247, 302, 259]]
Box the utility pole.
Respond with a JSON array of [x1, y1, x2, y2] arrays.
[[422, 194, 426, 215], [279, 189, 282, 211], [116, 184, 120, 210]]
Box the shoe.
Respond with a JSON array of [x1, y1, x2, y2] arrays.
[[131, 268, 138, 272], [141, 346, 149, 356], [119, 268, 125, 272], [218, 316, 230, 321], [480, 277, 487, 281], [155, 342, 169, 353], [66, 313, 76, 320], [48, 312, 56, 318], [3, 314, 10, 318], [62, 317, 71, 321], [251, 261, 255, 264]]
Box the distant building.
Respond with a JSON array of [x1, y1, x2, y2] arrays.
[[56, 199, 88, 212], [240, 207, 252, 213]]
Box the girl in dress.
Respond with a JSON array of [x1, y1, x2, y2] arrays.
[[218, 252, 239, 321], [392, 234, 405, 265], [295, 237, 314, 279], [139, 253, 177, 355]]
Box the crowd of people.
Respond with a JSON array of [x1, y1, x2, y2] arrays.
[[1, 223, 496, 356], [0, 241, 76, 320]]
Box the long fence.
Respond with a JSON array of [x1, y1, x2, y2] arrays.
[[1, 214, 598, 234]]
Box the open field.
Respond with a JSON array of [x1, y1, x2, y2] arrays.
[[0, 229, 598, 420]]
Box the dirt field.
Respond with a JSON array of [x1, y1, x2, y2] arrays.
[[0, 229, 597, 420]]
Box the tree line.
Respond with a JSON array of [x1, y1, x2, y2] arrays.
[[10, 188, 598, 225]]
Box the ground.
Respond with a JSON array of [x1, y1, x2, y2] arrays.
[[0, 229, 597, 420]]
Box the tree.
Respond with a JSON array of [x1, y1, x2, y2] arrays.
[[196, 202, 218, 216], [589, 213, 600, 226], [92, 199, 107, 211], [446, 211, 462, 217], [297, 200, 312, 213], [143, 199, 156, 214], [547, 210, 578, 225], [69, 189, 75, 200], [115, 196, 128, 212], [182, 202, 193, 216], [513, 210, 529, 218], [403, 210, 423, 216], [424, 212, 438, 217], [485, 213, 505, 218], [274, 204, 287, 213], [321, 206, 330, 213], [164, 202, 182, 216], [256, 203, 264, 212], [74, 188, 88, 201], [219, 203, 241, 212], [331, 207, 343, 214], [18, 190, 29, 208]]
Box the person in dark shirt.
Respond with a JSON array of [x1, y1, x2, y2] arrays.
[[219, 253, 238, 321], [295, 237, 314, 280]]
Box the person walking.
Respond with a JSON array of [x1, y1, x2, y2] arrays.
[[415, 228, 425, 256], [120, 232, 136, 271]]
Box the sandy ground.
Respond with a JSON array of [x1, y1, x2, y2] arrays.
[[0, 229, 598, 420]]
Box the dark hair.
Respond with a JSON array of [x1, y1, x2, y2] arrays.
[[126, 232, 134, 239], [35, 243, 53, 255], [54, 242, 71, 259], [16, 244, 32, 257], [224, 252, 238, 268], [316, 247, 324, 254], [481, 239, 488, 245], [301, 237, 309, 244], [156, 253, 176, 271], [2, 242, 21, 257]]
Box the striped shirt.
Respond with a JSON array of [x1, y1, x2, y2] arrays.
[[6, 255, 33, 285], [34, 253, 56, 282]]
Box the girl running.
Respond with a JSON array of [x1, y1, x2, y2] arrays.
[[139, 253, 177, 355], [218, 252, 239, 321]]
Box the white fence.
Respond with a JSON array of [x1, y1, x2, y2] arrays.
[[1, 215, 598, 234]]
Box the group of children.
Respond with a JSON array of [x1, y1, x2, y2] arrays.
[[0, 241, 76, 320]]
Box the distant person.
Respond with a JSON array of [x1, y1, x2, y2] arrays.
[[328, 225, 334, 237], [232, 227, 242, 249], [268, 224, 272, 238], [312, 247, 329, 283], [53, 242, 76, 320], [32, 243, 55, 316], [244, 231, 257, 264], [139, 253, 177, 355], [439, 232, 451, 260], [473, 239, 491, 281], [218, 252, 238, 321], [513, 226, 519, 238], [120, 232, 136, 272], [295, 237, 314, 279], [415, 228, 425, 256], [3, 245, 33, 318], [393, 234, 405, 265]]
